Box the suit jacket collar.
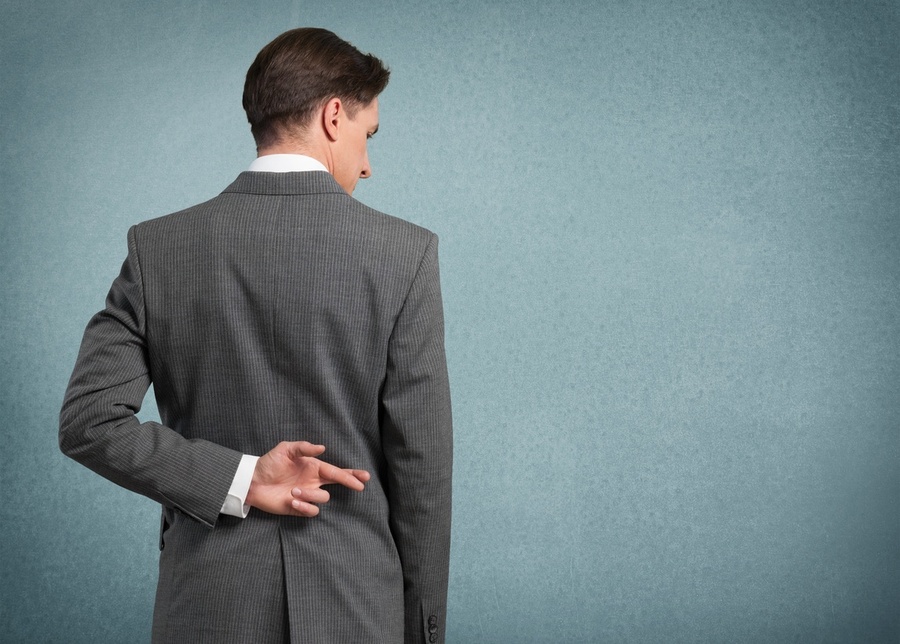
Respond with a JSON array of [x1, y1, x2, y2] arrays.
[[223, 171, 348, 197]]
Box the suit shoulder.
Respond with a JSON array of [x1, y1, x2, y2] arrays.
[[130, 194, 221, 236], [349, 198, 438, 247]]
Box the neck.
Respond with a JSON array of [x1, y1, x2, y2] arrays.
[[257, 144, 332, 174]]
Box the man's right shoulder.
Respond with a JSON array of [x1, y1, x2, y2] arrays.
[[132, 194, 221, 234]]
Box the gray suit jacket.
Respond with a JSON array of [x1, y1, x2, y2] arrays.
[[60, 171, 453, 643]]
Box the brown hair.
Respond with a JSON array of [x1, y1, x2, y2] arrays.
[[243, 28, 390, 149]]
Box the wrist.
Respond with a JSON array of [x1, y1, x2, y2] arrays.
[[240, 455, 262, 508]]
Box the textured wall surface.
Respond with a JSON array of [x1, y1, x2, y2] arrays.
[[2, 1, 898, 642]]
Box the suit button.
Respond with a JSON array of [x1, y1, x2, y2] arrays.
[[428, 615, 437, 626], [429, 624, 438, 634], [429, 635, 437, 643]]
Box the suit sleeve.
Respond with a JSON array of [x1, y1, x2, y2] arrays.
[[381, 233, 453, 644], [59, 226, 242, 529]]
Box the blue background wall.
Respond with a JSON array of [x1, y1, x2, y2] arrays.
[[2, 1, 898, 641]]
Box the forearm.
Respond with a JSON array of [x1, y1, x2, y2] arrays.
[[60, 371, 244, 527], [384, 390, 453, 642]]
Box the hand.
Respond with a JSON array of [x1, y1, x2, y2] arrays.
[[246, 441, 370, 517]]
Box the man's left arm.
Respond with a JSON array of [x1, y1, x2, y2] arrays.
[[381, 233, 453, 644]]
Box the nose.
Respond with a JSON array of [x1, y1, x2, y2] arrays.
[[360, 151, 371, 179]]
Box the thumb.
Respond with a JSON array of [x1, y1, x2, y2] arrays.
[[285, 441, 326, 460]]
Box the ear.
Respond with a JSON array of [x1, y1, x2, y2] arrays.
[[322, 97, 343, 142]]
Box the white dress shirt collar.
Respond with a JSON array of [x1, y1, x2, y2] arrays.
[[248, 154, 328, 173]]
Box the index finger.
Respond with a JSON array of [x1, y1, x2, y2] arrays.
[[320, 464, 368, 491], [348, 469, 371, 483]]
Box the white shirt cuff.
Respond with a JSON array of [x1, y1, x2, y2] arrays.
[[220, 454, 259, 518]]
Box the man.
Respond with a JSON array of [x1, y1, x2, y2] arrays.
[[59, 28, 452, 643]]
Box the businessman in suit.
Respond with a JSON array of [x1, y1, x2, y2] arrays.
[[60, 28, 452, 643]]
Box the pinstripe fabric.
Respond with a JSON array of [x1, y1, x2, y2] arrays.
[[60, 171, 453, 643]]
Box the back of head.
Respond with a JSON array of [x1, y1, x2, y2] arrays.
[[243, 28, 390, 150]]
